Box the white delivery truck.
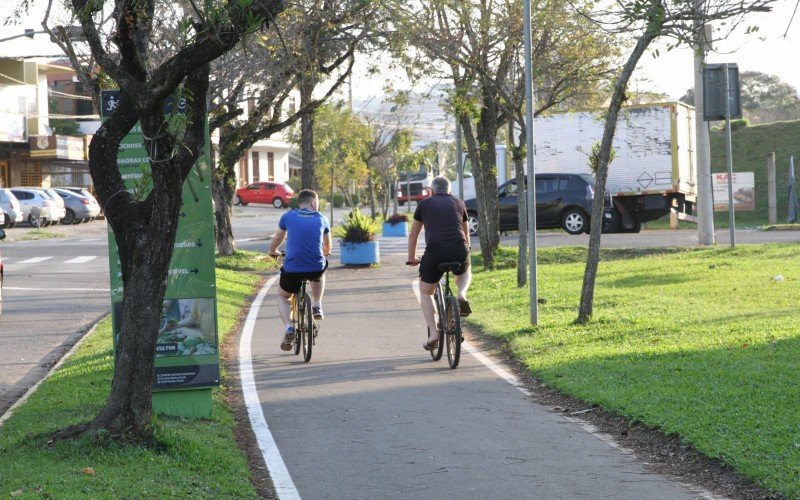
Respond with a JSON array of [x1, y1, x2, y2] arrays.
[[451, 144, 508, 200], [534, 102, 697, 232]]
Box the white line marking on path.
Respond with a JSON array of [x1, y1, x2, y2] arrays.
[[64, 256, 97, 264], [15, 257, 52, 264], [411, 279, 530, 395], [239, 275, 301, 500], [410, 278, 721, 500]]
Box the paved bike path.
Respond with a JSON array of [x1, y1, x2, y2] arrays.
[[246, 249, 710, 499]]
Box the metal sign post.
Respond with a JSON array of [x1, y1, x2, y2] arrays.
[[523, 0, 538, 325], [723, 63, 736, 247], [703, 63, 741, 248]]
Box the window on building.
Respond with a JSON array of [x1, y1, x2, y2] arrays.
[[268, 152, 274, 180], [21, 161, 42, 186], [252, 152, 260, 182], [238, 156, 248, 186]]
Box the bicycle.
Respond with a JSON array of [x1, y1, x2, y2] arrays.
[[409, 260, 463, 369], [436, 262, 463, 368], [280, 252, 318, 363]]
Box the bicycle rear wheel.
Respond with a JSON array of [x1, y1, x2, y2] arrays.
[[446, 296, 461, 369], [293, 295, 302, 355], [430, 287, 445, 361], [302, 292, 313, 363]]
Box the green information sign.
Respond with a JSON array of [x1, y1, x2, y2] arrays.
[[101, 90, 219, 414]]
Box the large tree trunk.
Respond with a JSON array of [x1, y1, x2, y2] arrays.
[[510, 121, 527, 288], [577, 32, 657, 323], [213, 126, 243, 255], [459, 108, 500, 270], [56, 68, 211, 439], [300, 80, 316, 190], [213, 168, 236, 255]]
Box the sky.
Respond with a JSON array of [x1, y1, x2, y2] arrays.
[[1, 0, 798, 143], [638, 0, 800, 99]]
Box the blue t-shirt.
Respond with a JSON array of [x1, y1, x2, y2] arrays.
[[279, 208, 331, 273]]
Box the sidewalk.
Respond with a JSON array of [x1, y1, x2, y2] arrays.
[[244, 240, 712, 499]]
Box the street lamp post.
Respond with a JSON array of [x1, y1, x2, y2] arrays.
[[0, 29, 44, 43], [523, 0, 539, 325]]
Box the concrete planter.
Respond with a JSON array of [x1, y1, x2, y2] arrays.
[[382, 222, 408, 237], [340, 240, 380, 265]]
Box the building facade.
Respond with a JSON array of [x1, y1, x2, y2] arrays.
[[0, 58, 93, 189]]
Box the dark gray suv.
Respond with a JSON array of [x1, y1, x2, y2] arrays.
[[465, 173, 613, 235]]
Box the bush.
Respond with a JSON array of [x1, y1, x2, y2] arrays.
[[386, 213, 408, 225], [330, 194, 344, 208], [349, 193, 361, 207], [730, 118, 749, 131], [333, 208, 379, 243], [286, 177, 302, 193]]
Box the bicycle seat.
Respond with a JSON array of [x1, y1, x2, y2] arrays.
[[437, 261, 462, 273]]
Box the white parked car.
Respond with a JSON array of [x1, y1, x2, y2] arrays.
[[8, 188, 54, 228], [0, 188, 23, 229], [40, 188, 67, 224]]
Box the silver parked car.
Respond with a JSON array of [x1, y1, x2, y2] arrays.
[[9, 188, 54, 228], [62, 187, 102, 221], [41, 188, 67, 224], [54, 188, 101, 224], [0, 188, 23, 229]]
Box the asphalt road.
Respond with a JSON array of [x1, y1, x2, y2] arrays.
[[0, 222, 110, 415]]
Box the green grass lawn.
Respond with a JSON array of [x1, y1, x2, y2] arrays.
[[468, 244, 800, 496], [0, 251, 274, 498]]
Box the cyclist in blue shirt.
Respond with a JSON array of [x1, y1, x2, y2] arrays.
[[269, 189, 332, 351]]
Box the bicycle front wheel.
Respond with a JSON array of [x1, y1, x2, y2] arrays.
[[302, 292, 313, 363], [446, 296, 462, 369]]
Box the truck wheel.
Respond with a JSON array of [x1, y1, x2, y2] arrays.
[[467, 212, 479, 236], [602, 210, 621, 233], [620, 220, 642, 233], [398, 200, 405, 206], [561, 208, 588, 235]]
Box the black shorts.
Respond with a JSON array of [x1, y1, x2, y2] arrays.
[[279, 260, 329, 295], [419, 244, 470, 284]]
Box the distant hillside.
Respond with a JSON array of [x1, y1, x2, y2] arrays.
[[709, 120, 800, 227]]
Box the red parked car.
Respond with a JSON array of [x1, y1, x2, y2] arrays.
[[235, 182, 293, 208]]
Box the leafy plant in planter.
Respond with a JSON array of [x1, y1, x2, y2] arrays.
[[333, 208, 379, 242], [382, 212, 409, 237], [385, 213, 408, 226], [334, 208, 380, 264]]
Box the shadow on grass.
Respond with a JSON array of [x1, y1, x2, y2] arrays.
[[515, 335, 800, 496]]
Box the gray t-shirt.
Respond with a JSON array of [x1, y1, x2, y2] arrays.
[[413, 193, 468, 247]]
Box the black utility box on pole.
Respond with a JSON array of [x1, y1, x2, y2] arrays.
[[703, 63, 742, 121]]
